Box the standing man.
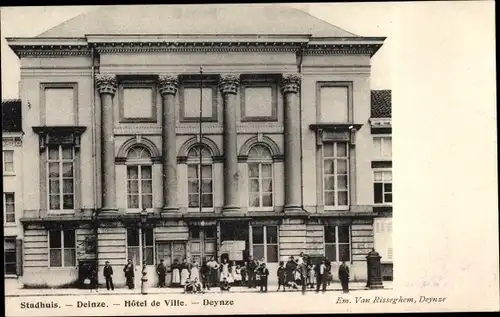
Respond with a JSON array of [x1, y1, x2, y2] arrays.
[[259, 263, 269, 293], [315, 259, 327, 293], [103, 261, 114, 291], [297, 258, 309, 295], [207, 256, 220, 288], [201, 260, 211, 291], [338, 261, 350, 293], [246, 255, 258, 288], [123, 259, 135, 289], [156, 259, 167, 288]]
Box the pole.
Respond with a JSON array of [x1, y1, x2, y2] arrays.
[[199, 66, 203, 213]]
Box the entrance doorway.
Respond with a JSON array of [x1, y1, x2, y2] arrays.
[[156, 241, 187, 286], [220, 220, 250, 264], [189, 226, 217, 264]]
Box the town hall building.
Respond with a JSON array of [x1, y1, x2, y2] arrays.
[[6, 4, 389, 288]]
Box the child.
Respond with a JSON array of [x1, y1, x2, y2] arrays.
[[259, 263, 269, 293], [232, 262, 242, 285], [307, 263, 315, 289], [184, 278, 194, 294], [193, 277, 203, 294], [277, 261, 286, 292], [220, 277, 231, 292]]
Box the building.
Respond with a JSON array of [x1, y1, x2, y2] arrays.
[[6, 4, 388, 288], [370, 90, 393, 281], [2, 99, 24, 288]]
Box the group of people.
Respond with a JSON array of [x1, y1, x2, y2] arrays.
[[95, 252, 350, 294]]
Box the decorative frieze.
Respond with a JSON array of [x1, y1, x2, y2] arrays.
[[157, 75, 179, 96], [219, 75, 240, 95], [280, 74, 301, 94], [32, 126, 86, 150], [2, 136, 23, 147], [95, 74, 118, 95]]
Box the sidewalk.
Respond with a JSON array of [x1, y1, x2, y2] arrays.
[[5, 281, 393, 297]]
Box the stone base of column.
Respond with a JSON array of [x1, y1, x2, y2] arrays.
[[222, 206, 240, 213], [161, 206, 179, 213], [99, 207, 119, 214], [283, 205, 303, 213]]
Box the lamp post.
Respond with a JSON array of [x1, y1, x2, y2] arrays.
[[140, 208, 149, 295]]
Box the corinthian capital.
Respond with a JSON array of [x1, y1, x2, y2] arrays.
[[280, 73, 301, 94], [219, 75, 240, 95], [96, 74, 118, 95], [158, 75, 179, 96]]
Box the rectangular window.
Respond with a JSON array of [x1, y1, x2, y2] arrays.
[[49, 230, 76, 267], [127, 165, 153, 209], [4, 193, 15, 223], [4, 238, 17, 275], [187, 164, 213, 209], [248, 163, 273, 209], [44, 87, 75, 126], [323, 142, 349, 208], [47, 145, 74, 211], [123, 88, 154, 119], [324, 225, 351, 262], [181, 87, 215, 121], [320, 86, 349, 123], [127, 228, 154, 266], [373, 136, 392, 159], [252, 225, 278, 263], [3, 150, 14, 173], [374, 170, 392, 204]]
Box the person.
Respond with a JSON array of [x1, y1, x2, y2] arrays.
[[246, 255, 258, 288], [338, 261, 350, 293], [240, 265, 247, 286], [220, 258, 233, 283], [193, 277, 203, 293], [307, 262, 315, 289], [171, 258, 181, 287], [103, 261, 114, 291], [285, 256, 298, 289], [207, 256, 220, 287], [89, 268, 98, 292], [277, 261, 286, 292], [180, 258, 190, 287], [200, 260, 211, 291], [184, 278, 194, 294], [220, 277, 231, 292], [123, 259, 135, 289], [297, 259, 308, 295], [190, 261, 200, 282], [325, 258, 332, 286], [232, 262, 242, 285], [315, 259, 328, 293], [258, 263, 269, 293], [297, 252, 305, 266], [156, 259, 167, 288]]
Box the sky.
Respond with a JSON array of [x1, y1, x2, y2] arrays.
[[0, 3, 393, 99]]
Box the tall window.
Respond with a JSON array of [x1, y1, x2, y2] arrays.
[[3, 193, 15, 223], [373, 136, 392, 159], [323, 142, 349, 208], [187, 145, 213, 209], [252, 225, 278, 263], [3, 150, 14, 173], [324, 225, 351, 262], [4, 238, 17, 275], [126, 146, 153, 210], [374, 170, 392, 205], [49, 230, 76, 267], [127, 228, 154, 266], [48, 145, 74, 211], [248, 145, 274, 210]]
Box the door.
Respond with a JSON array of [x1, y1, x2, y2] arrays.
[[156, 241, 187, 286], [189, 226, 217, 264]]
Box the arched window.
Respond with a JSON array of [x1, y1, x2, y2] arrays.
[[187, 144, 213, 210], [126, 146, 153, 210], [247, 144, 273, 210]]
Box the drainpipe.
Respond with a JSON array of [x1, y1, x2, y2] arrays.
[[297, 43, 306, 213], [90, 45, 99, 285]]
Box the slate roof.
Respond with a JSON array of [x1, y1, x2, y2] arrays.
[[2, 99, 23, 133], [37, 4, 359, 38], [371, 90, 391, 118]]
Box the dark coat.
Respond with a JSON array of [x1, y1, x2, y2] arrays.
[[277, 266, 286, 284], [156, 263, 167, 276], [260, 267, 269, 278], [246, 260, 258, 273], [285, 260, 297, 283], [338, 264, 350, 281], [103, 265, 113, 278], [201, 263, 210, 277], [123, 264, 134, 278]]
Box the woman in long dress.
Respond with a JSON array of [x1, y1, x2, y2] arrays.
[[231, 261, 242, 285], [180, 258, 190, 286], [190, 261, 200, 282], [220, 258, 233, 283], [171, 259, 181, 287]]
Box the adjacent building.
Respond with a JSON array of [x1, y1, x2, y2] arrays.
[[2, 99, 24, 288], [6, 4, 389, 288]]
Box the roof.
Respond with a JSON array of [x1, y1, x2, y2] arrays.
[[2, 99, 23, 133], [371, 90, 391, 118], [37, 4, 359, 38]]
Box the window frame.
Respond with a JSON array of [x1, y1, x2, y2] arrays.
[[247, 145, 275, 211], [179, 81, 218, 123], [126, 228, 156, 266], [125, 146, 154, 212], [322, 142, 350, 211], [47, 230, 76, 268], [373, 169, 393, 206], [323, 225, 352, 263], [3, 192, 15, 224], [3, 150, 15, 174], [47, 145, 75, 213], [39, 82, 78, 126], [4, 237, 17, 276], [251, 225, 279, 263], [118, 80, 158, 123], [186, 145, 215, 212], [373, 135, 392, 160], [316, 81, 353, 124], [240, 77, 279, 122]]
